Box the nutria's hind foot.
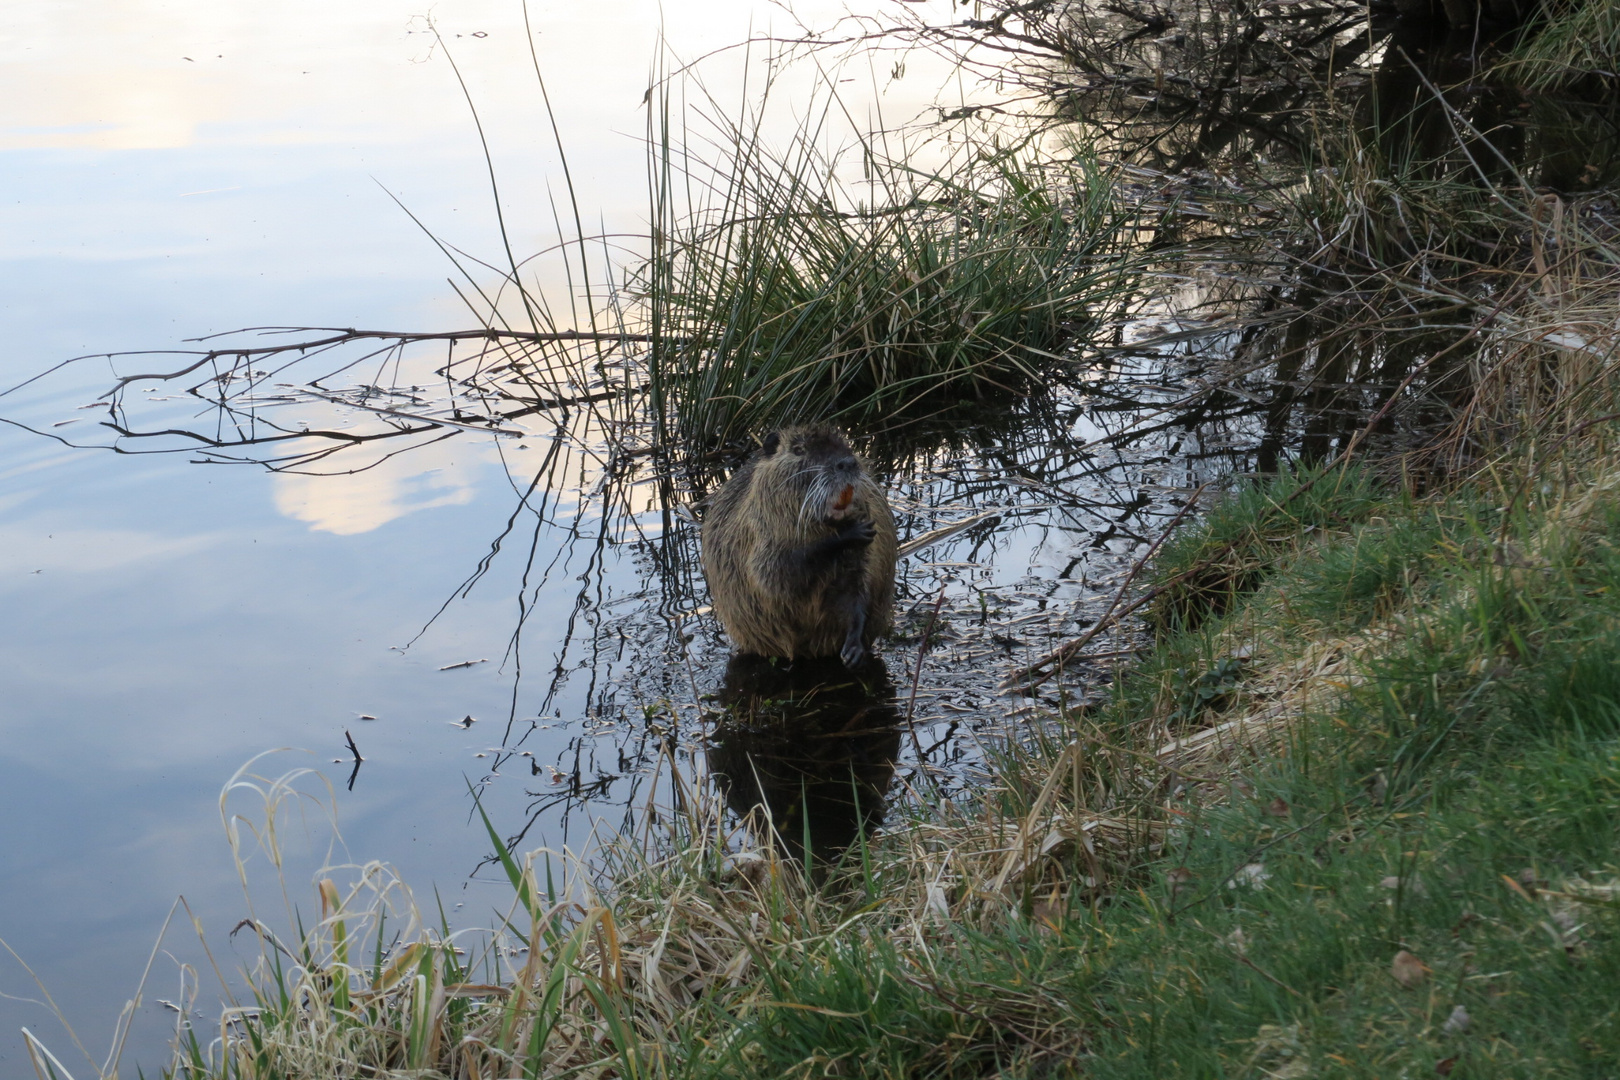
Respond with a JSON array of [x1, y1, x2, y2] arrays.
[[840, 606, 868, 669]]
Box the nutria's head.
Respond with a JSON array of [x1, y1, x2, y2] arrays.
[[755, 425, 870, 525]]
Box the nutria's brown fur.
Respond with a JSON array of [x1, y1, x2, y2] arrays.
[[702, 426, 897, 667]]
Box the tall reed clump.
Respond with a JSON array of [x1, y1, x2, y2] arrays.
[[1505, 0, 1620, 91], [639, 77, 1148, 454], [1268, 109, 1521, 295]]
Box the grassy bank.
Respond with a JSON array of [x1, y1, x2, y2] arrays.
[[139, 416, 1620, 1080], [631, 451, 1620, 1078]]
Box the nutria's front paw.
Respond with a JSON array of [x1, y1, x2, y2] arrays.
[[840, 637, 866, 668], [837, 519, 877, 547]]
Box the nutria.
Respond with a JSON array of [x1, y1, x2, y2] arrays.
[[701, 425, 897, 667]]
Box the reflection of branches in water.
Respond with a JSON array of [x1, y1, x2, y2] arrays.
[[17, 326, 653, 470], [775, 0, 1385, 170], [23, 320, 714, 843], [16, 281, 1472, 880], [12, 33, 1548, 867]]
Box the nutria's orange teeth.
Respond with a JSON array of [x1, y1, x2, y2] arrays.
[[834, 485, 854, 510]]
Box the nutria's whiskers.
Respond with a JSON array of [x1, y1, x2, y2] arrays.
[[799, 473, 837, 524], [788, 465, 823, 525]]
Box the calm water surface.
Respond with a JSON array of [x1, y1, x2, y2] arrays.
[[0, 1, 1243, 1072]]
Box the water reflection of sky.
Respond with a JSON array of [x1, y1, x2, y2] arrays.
[[0, 0, 968, 1071]]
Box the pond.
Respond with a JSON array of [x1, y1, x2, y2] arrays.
[[0, 1, 1138, 1070], [0, 0, 923, 1068], [5, 0, 1611, 1073]]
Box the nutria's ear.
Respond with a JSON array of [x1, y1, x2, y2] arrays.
[[760, 431, 781, 456]]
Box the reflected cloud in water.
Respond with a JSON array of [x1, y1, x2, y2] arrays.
[[272, 437, 484, 535]]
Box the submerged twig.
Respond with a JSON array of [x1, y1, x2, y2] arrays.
[[1004, 484, 1205, 690]]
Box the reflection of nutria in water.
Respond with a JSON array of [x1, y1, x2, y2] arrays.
[[708, 654, 901, 860], [701, 426, 898, 668]]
